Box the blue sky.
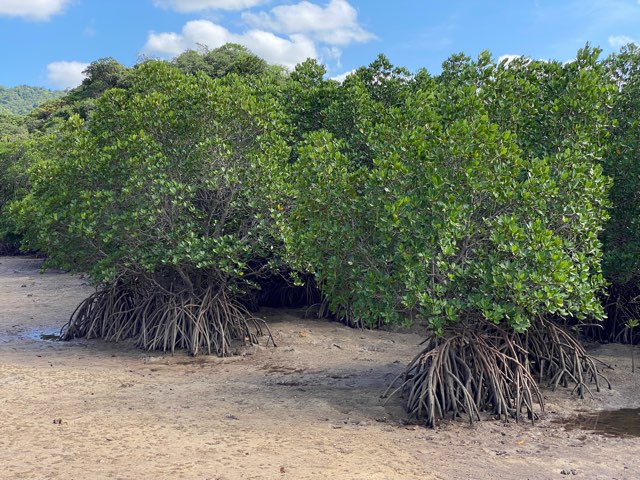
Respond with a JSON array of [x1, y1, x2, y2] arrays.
[[1, 0, 639, 89]]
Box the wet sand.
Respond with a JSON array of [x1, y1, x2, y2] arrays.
[[1, 256, 639, 479]]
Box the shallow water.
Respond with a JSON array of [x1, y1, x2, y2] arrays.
[[38, 333, 61, 341], [22, 328, 61, 341], [557, 408, 640, 437], [0, 328, 61, 345]]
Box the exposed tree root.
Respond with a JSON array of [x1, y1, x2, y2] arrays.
[[384, 324, 543, 427], [251, 272, 322, 309], [581, 285, 640, 344], [251, 273, 383, 329], [0, 242, 32, 256], [0, 244, 17, 255], [61, 279, 274, 356], [384, 319, 608, 427], [526, 317, 611, 397]]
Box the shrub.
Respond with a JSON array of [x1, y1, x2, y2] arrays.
[[14, 62, 290, 355], [285, 49, 611, 424]]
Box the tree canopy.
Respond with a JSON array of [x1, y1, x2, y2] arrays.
[[173, 44, 275, 79], [0, 85, 64, 115], [2, 42, 640, 426], [14, 61, 290, 355]]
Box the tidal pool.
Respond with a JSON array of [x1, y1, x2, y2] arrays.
[[557, 408, 640, 437]]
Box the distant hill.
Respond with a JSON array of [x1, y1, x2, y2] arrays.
[[0, 85, 65, 115]]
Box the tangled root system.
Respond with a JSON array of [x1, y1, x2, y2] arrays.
[[526, 317, 610, 397], [61, 279, 274, 356], [251, 272, 322, 309], [583, 285, 640, 344], [385, 318, 608, 427], [385, 324, 543, 427]]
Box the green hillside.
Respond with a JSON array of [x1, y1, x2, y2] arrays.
[[0, 85, 64, 115]]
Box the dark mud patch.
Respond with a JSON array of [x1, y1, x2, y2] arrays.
[[556, 408, 640, 437]]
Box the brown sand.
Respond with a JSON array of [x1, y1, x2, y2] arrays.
[[1, 256, 639, 480]]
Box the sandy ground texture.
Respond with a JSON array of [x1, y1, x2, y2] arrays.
[[1, 256, 639, 480]]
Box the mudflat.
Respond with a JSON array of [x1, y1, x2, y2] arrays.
[[1, 256, 638, 480]]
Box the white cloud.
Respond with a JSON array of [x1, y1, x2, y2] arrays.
[[144, 1, 376, 72], [243, 32, 317, 69], [153, 0, 266, 12], [319, 45, 343, 69], [242, 0, 374, 46], [46, 61, 88, 89], [330, 69, 355, 83], [0, 0, 71, 21], [143, 20, 317, 69], [608, 34, 637, 48]]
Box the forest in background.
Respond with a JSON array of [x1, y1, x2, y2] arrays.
[[0, 85, 64, 115], [1, 43, 640, 426]]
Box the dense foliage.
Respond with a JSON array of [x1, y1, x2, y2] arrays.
[[2, 42, 640, 425], [591, 45, 640, 343], [286, 48, 610, 334], [13, 62, 290, 355], [0, 85, 64, 115], [0, 139, 36, 253], [173, 44, 275, 79], [602, 45, 640, 284], [282, 48, 612, 424], [0, 112, 36, 253]]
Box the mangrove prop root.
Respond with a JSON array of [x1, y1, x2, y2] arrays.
[[61, 281, 274, 356], [384, 319, 607, 427], [582, 286, 640, 344], [526, 317, 611, 396]]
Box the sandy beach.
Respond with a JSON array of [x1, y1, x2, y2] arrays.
[[1, 256, 639, 480]]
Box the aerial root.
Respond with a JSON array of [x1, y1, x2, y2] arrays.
[[384, 324, 542, 427], [385, 319, 607, 427], [61, 280, 274, 356], [526, 317, 611, 396]]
